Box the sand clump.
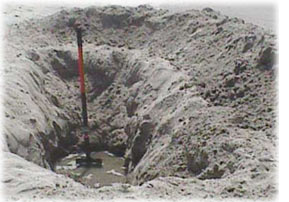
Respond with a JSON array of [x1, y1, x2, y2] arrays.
[[3, 5, 277, 201]]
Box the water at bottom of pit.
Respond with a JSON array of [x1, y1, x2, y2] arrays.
[[54, 151, 127, 188]]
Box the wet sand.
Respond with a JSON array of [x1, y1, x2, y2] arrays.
[[55, 151, 127, 188]]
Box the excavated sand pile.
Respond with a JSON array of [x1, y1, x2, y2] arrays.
[[3, 5, 277, 201]]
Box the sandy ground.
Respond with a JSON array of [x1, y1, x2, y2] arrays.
[[3, 3, 275, 31], [2, 2, 277, 201], [159, 4, 276, 32]]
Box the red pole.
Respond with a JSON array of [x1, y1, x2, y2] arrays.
[[76, 28, 88, 128], [76, 27, 90, 160]]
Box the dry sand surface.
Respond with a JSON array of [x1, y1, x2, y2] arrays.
[[159, 4, 276, 32], [2, 3, 277, 201]]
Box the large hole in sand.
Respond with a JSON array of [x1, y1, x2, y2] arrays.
[[37, 47, 137, 188]]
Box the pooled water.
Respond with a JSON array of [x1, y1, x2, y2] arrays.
[[55, 151, 127, 188]]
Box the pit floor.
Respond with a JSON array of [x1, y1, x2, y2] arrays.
[[55, 151, 127, 188]]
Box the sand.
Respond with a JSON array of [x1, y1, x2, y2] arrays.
[[2, 3, 277, 201]]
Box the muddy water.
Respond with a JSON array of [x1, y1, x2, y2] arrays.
[[55, 151, 127, 188]]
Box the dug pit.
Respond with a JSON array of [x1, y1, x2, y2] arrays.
[[3, 5, 277, 199], [31, 44, 153, 187]]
